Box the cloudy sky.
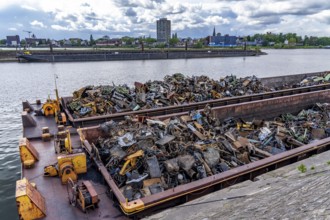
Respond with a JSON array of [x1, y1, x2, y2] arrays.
[[1, 0, 330, 40]]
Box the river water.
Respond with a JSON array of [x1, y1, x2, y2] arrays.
[[0, 49, 329, 219]]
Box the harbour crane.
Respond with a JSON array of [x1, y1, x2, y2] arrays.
[[23, 30, 32, 38], [23, 30, 32, 49]]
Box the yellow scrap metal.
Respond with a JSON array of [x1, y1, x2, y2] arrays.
[[19, 138, 39, 168], [16, 178, 46, 220], [237, 121, 255, 131], [119, 150, 144, 175]]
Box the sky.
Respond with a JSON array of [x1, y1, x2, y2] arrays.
[[1, 0, 330, 40]]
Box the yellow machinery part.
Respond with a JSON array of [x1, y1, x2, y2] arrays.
[[64, 130, 73, 154], [65, 137, 72, 153], [44, 153, 87, 184], [19, 138, 39, 169], [54, 130, 72, 154], [60, 161, 77, 184], [43, 165, 58, 176], [58, 152, 87, 175], [16, 178, 46, 220], [42, 102, 57, 116], [55, 112, 67, 125]]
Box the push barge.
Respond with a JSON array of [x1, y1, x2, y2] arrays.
[[16, 49, 259, 63], [16, 71, 330, 219]]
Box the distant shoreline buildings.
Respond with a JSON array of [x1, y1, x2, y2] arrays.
[[208, 27, 238, 47], [156, 18, 171, 42]]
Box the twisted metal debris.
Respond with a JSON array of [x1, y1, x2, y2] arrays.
[[93, 103, 330, 201], [67, 74, 268, 118], [67, 72, 330, 118]]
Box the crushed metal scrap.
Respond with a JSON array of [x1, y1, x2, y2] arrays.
[[67, 74, 269, 118], [67, 72, 330, 118], [93, 103, 330, 201]]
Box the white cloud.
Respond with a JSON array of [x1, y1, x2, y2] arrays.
[[8, 27, 17, 31], [30, 20, 47, 28], [51, 24, 72, 31], [1, 0, 330, 38], [21, 5, 37, 11]]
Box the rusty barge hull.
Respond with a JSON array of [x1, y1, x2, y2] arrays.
[[17, 49, 258, 63], [62, 71, 330, 127], [78, 89, 330, 216]]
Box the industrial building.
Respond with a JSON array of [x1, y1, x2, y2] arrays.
[[208, 27, 238, 47], [6, 35, 20, 46]]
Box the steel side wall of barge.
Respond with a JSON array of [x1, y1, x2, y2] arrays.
[[78, 90, 330, 216], [62, 71, 329, 127]]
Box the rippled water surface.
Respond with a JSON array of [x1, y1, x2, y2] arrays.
[[0, 49, 329, 219]]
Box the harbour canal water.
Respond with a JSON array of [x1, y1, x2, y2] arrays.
[[0, 49, 330, 219]]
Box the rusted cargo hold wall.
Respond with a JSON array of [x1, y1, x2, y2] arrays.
[[260, 71, 327, 88], [154, 90, 330, 121], [79, 125, 107, 143], [212, 90, 330, 120]]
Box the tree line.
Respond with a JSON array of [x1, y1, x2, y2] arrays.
[[248, 32, 330, 46]]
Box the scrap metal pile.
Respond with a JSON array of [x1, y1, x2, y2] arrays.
[[94, 103, 330, 201], [67, 74, 268, 118], [67, 72, 330, 118], [299, 72, 330, 86]]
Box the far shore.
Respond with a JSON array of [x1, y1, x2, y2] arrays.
[[0, 46, 327, 63]]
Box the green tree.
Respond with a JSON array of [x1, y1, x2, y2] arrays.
[[89, 34, 95, 46], [303, 35, 309, 46], [317, 37, 330, 46], [121, 36, 134, 45], [145, 37, 156, 44], [193, 41, 203, 48], [169, 37, 179, 46], [156, 43, 166, 49], [309, 36, 318, 46], [288, 37, 296, 45], [20, 39, 26, 47]]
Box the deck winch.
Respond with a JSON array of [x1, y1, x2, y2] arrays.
[[43, 152, 87, 184], [67, 179, 100, 213]]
